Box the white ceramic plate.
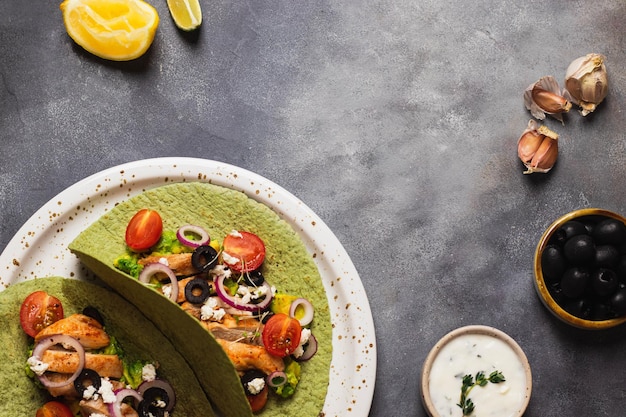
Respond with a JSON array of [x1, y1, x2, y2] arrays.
[[0, 157, 376, 417]]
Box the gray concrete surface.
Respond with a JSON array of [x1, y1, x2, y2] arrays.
[[1, 0, 625, 415]]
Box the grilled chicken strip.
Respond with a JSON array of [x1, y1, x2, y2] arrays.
[[138, 253, 196, 276], [41, 350, 123, 378], [217, 339, 285, 375], [35, 314, 110, 349]]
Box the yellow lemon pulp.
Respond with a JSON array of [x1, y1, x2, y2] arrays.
[[166, 0, 202, 31], [60, 0, 159, 61]]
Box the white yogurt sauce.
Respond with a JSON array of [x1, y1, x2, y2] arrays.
[[428, 333, 527, 417]]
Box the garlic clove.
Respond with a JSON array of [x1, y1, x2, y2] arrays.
[[565, 53, 608, 116], [524, 76, 571, 123], [517, 119, 559, 174]]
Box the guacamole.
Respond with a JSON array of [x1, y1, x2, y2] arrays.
[[0, 277, 215, 416], [68, 182, 332, 417]]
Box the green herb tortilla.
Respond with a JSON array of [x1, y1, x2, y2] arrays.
[[0, 276, 214, 417], [68, 182, 332, 417]]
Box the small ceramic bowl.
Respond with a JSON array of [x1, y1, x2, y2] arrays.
[[421, 325, 532, 417], [534, 208, 626, 330]]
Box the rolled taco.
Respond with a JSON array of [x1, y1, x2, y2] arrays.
[[68, 182, 332, 417], [0, 276, 215, 417]]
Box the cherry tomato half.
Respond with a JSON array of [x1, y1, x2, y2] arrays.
[[125, 209, 163, 252], [222, 231, 266, 273], [262, 313, 302, 357], [35, 401, 73, 417], [247, 385, 269, 413], [20, 291, 64, 338]]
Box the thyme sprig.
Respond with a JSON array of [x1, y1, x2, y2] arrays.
[[457, 370, 506, 415]]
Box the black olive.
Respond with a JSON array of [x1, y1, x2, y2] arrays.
[[240, 370, 266, 396], [563, 234, 595, 265], [541, 244, 566, 283], [553, 220, 588, 245], [191, 245, 219, 273], [610, 289, 626, 316], [591, 302, 613, 321], [138, 399, 167, 417], [563, 297, 593, 319], [592, 218, 626, 246], [260, 311, 274, 323], [243, 270, 265, 286], [184, 277, 212, 304], [74, 368, 101, 397], [591, 268, 619, 297], [560, 267, 590, 298], [595, 245, 620, 268], [82, 306, 105, 326]]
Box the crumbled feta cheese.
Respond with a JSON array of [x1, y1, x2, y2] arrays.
[[271, 286, 277, 296], [162, 284, 172, 299], [142, 363, 157, 382], [27, 356, 49, 376], [210, 264, 232, 279], [201, 297, 226, 322], [247, 377, 265, 395], [158, 257, 169, 266], [99, 378, 116, 404], [82, 384, 97, 400], [222, 252, 240, 265], [293, 328, 312, 359], [229, 230, 243, 238]]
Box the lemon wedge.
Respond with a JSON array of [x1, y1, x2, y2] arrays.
[[60, 0, 159, 61], [166, 0, 202, 31]]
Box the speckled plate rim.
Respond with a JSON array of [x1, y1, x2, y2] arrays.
[[0, 157, 376, 417], [533, 208, 626, 330], [420, 325, 532, 417]]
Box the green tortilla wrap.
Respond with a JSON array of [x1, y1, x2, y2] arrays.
[[68, 182, 332, 417], [0, 276, 215, 416]]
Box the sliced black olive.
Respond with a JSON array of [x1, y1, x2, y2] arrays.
[[260, 311, 275, 323], [563, 235, 595, 265], [138, 400, 167, 417], [240, 370, 266, 396], [191, 245, 219, 273], [74, 368, 101, 397], [243, 270, 265, 286], [185, 277, 212, 304], [82, 306, 105, 326]]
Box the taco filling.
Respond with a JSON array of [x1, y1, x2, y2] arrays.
[[0, 277, 215, 417], [68, 182, 332, 417]]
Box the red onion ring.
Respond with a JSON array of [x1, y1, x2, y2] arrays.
[[289, 297, 314, 326], [138, 262, 179, 302], [176, 224, 210, 248], [137, 378, 177, 412], [213, 274, 273, 312], [267, 371, 287, 387], [109, 388, 143, 417], [295, 333, 318, 361], [31, 334, 86, 388]]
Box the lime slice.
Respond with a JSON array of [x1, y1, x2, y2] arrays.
[[166, 0, 202, 31]]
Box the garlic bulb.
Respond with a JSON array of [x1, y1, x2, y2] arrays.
[[564, 53, 608, 116], [524, 76, 571, 123], [517, 120, 559, 174]]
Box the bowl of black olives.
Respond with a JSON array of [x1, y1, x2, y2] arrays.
[[534, 208, 626, 329]]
